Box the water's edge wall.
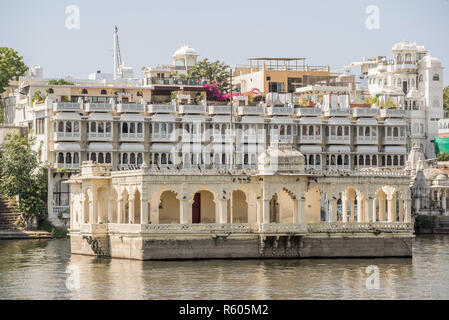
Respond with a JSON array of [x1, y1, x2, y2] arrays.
[[70, 233, 413, 260]]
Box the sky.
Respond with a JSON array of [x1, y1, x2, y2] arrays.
[[0, 0, 448, 85]]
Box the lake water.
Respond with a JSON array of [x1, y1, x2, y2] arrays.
[[0, 235, 448, 299]]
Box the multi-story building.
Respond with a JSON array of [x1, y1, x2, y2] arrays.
[[359, 41, 444, 158], [233, 58, 332, 94]]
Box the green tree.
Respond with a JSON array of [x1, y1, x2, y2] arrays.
[[0, 47, 28, 95], [0, 132, 47, 228], [47, 79, 74, 86], [437, 152, 449, 161], [187, 58, 230, 92], [443, 86, 449, 112]]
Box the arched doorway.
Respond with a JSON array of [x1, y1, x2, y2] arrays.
[[192, 190, 216, 223], [230, 190, 248, 223], [159, 191, 180, 224], [269, 189, 295, 223]]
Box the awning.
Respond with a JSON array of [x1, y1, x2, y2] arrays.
[[241, 116, 265, 124], [384, 119, 406, 126], [182, 143, 204, 153], [151, 114, 176, 122], [54, 142, 82, 151], [150, 143, 176, 152], [53, 113, 82, 121], [119, 143, 145, 151], [87, 143, 113, 152], [299, 117, 322, 125], [356, 146, 379, 153], [270, 117, 295, 124], [383, 146, 407, 154], [300, 145, 323, 153], [87, 113, 113, 121], [120, 114, 145, 122], [327, 145, 351, 153], [327, 118, 352, 125], [356, 118, 378, 125]]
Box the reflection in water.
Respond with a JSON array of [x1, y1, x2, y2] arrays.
[[0, 236, 448, 299]]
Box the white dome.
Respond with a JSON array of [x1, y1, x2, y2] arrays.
[[173, 45, 199, 58], [392, 41, 426, 52]]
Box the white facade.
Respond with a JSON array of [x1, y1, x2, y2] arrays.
[[363, 41, 444, 158]]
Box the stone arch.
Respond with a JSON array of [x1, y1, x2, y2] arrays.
[[229, 190, 248, 223], [191, 188, 216, 224], [96, 187, 108, 224], [270, 187, 296, 223], [159, 190, 180, 224], [121, 188, 130, 224]]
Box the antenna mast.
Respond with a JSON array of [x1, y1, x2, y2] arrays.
[[114, 26, 123, 80]]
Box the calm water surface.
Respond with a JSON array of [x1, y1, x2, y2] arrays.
[[0, 235, 448, 299]]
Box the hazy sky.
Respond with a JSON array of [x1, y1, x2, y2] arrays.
[[1, 0, 448, 85]]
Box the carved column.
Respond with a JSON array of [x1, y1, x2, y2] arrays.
[[217, 199, 228, 224], [329, 199, 337, 222], [387, 193, 395, 222], [262, 199, 270, 224], [129, 194, 135, 224], [357, 194, 364, 222], [341, 192, 348, 222], [179, 199, 189, 224], [404, 198, 412, 223], [117, 195, 122, 224], [365, 198, 374, 222], [141, 197, 149, 225]]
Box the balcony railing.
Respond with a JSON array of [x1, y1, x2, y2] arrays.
[[148, 104, 176, 113], [384, 136, 406, 143], [54, 132, 81, 141], [85, 103, 113, 112], [88, 132, 113, 140], [351, 107, 378, 117], [296, 107, 322, 116], [56, 163, 80, 170], [379, 109, 405, 118], [147, 78, 205, 86], [116, 103, 145, 113], [237, 106, 265, 115], [209, 105, 231, 114], [53, 102, 82, 112], [150, 133, 176, 142], [266, 106, 294, 116], [324, 108, 350, 117], [121, 133, 144, 141], [300, 135, 322, 143], [327, 136, 351, 143], [356, 136, 378, 144], [178, 105, 206, 114]]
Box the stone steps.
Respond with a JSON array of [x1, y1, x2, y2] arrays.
[[0, 197, 21, 230]]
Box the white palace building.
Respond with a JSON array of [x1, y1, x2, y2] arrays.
[[1, 41, 443, 259]]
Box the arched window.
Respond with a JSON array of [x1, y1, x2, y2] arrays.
[[372, 155, 377, 166], [91, 122, 97, 133], [130, 153, 136, 165], [287, 125, 292, 135], [244, 154, 249, 165], [57, 152, 64, 164], [280, 125, 285, 135], [387, 155, 392, 166], [48, 88, 54, 94], [161, 153, 167, 165], [58, 121, 64, 132], [366, 155, 370, 166], [365, 127, 370, 137], [122, 123, 128, 134], [393, 156, 399, 166], [309, 155, 314, 166], [91, 153, 97, 162], [400, 155, 405, 166], [82, 89, 88, 94], [106, 122, 111, 133], [123, 153, 128, 164], [393, 127, 398, 137], [98, 153, 104, 164], [74, 121, 79, 133], [137, 123, 143, 133], [137, 153, 143, 165], [302, 126, 308, 136], [337, 126, 343, 136], [337, 155, 342, 166], [105, 153, 111, 164], [101, 89, 107, 95], [98, 122, 104, 133], [359, 155, 364, 166], [130, 123, 135, 134], [73, 152, 79, 164]]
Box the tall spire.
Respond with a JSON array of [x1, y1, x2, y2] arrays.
[[114, 26, 123, 80]]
